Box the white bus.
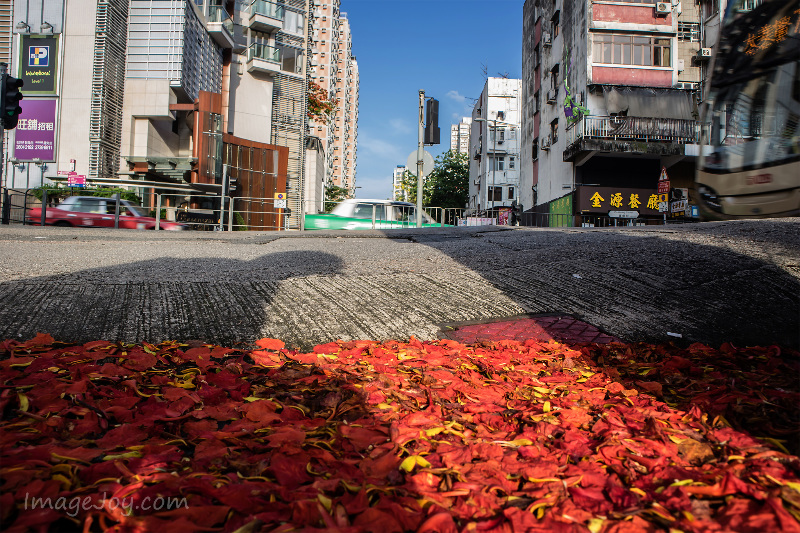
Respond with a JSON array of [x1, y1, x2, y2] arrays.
[[696, 0, 800, 219]]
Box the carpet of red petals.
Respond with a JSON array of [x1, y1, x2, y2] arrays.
[[1, 334, 799, 533]]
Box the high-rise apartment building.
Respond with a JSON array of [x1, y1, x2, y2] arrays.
[[392, 165, 406, 201], [450, 117, 471, 155], [468, 78, 522, 214], [3, 0, 360, 229], [307, 0, 359, 201], [520, 0, 701, 219]]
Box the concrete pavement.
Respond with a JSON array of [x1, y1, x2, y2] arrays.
[[0, 219, 797, 350]]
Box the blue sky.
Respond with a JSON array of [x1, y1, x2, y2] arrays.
[[341, 0, 523, 199]]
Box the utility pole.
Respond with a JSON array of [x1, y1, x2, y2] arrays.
[[416, 90, 424, 228]]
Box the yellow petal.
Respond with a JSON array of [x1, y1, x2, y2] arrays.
[[17, 393, 29, 412], [588, 518, 604, 533], [399, 455, 431, 472]]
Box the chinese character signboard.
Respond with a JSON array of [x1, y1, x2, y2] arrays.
[[577, 186, 662, 216], [67, 174, 86, 187], [14, 98, 57, 162], [19, 35, 59, 94]]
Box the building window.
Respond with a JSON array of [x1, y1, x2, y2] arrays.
[[534, 45, 540, 67], [535, 90, 540, 112], [497, 111, 505, 120], [550, 118, 558, 143], [593, 34, 672, 67], [508, 187, 515, 199], [532, 141, 539, 161], [495, 157, 505, 171], [489, 186, 503, 202], [551, 64, 560, 91], [551, 11, 560, 39], [509, 156, 516, 169]]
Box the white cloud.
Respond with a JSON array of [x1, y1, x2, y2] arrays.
[[446, 90, 466, 104], [359, 134, 406, 162], [447, 90, 474, 117]]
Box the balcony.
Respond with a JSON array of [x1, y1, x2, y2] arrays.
[[247, 0, 284, 33], [564, 115, 699, 161], [246, 43, 281, 75], [207, 7, 234, 49]]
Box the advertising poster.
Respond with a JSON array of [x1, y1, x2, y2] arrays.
[[14, 98, 57, 162], [19, 34, 59, 95]]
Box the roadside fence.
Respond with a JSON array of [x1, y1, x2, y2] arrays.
[[1, 187, 698, 231]]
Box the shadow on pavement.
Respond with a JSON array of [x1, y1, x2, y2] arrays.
[[388, 220, 800, 350], [0, 250, 344, 349]]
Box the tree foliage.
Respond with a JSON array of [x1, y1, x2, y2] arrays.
[[29, 185, 141, 204], [400, 150, 469, 208], [324, 183, 351, 212], [307, 81, 336, 122]]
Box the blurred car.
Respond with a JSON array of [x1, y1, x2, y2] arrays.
[[26, 196, 187, 230], [304, 199, 443, 230]]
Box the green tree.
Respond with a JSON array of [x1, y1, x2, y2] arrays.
[[400, 150, 469, 208], [29, 184, 141, 204], [427, 150, 469, 209], [324, 183, 351, 212]]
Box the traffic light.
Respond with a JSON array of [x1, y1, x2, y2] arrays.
[[1, 74, 23, 130], [424, 98, 440, 145]]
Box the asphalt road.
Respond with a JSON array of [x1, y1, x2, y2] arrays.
[[0, 219, 798, 350]]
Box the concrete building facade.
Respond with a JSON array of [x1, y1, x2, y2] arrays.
[[392, 164, 406, 201], [520, 0, 702, 221], [449, 117, 471, 155], [468, 77, 522, 214], [307, 0, 358, 202], [3, 0, 359, 229]]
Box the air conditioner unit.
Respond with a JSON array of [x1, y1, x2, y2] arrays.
[[541, 136, 551, 150], [655, 2, 671, 14], [542, 32, 552, 47]]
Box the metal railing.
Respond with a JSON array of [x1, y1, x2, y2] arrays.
[[2, 188, 699, 232], [566, 115, 699, 147], [247, 0, 284, 19], [1, 188, 32, 225], [247, 43, 281, 64], [208, 6, 234, 33]]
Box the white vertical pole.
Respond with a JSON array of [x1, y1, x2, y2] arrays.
[[416, 90, 425, 228]]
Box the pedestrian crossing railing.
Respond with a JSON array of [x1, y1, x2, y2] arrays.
[[2, 187, 697, 232]]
